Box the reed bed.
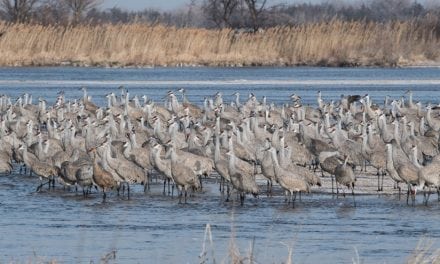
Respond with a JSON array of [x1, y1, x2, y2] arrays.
[[0, 20, 438, 67]]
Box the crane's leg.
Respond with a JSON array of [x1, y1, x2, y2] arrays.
[[271, 180, 273, 197], [423, 187, 427, 205], [49, 176, 54, 190], [143, 173, 150, 193], [332, 175, 335, 195], [240, 193, 245, 206], [36, 182, 43, 192], [127, 183, 130, 200], [292, 192, 297, 208], [267, 180, 270, 197], [163, 179, 166, 195], [225, 183, 230, 202], [103, 190, 107, 202], [411, 186, 416, 206], [185, 190, 188, 204], [36, 178, 50, 192], [377, 170, 380, 192], [199, 176, 203, 191], [168, 178, 172, 195], [381, 170, 385, 191], [426, 186, 431, 206], [336, 181, 339, 198], [406, 184, 410, 205], [352, 187, 356, 207]]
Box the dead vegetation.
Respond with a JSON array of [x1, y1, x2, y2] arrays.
[[0, 19, 438, 67]]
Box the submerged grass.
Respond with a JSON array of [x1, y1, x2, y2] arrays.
[[0, 19, 439, 67]]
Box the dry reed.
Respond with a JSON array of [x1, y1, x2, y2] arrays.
[[407, 238, 440, 264], [0, 20, 438, 67]]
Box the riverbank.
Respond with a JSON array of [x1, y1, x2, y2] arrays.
[[0, 20, 438, 68]]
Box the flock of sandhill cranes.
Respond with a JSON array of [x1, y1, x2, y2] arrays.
[[1, 87, 440, 206]]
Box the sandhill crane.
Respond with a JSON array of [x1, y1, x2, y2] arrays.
[[103, 140, 145, 199], [361, 132, 386, 191], [425, 104, 440, 132], [0, 150, 12, 174], [213, 134, 232, 200], [60, 156, 93, 197], [123, 140, 152, 192], [225, 141, 259, 205], [166, 144, 201, 203], [151, 143, 174, 195], [267, 146, 310, 207], [318, 151, 342, 193], [410, 146, 440, 205], [384, 143, 404, 195], [89, 147, 118, 201], [18, 145, 59, 191], [386, 140, 419, 205], [334, 156, 356, 206], [259, 139, 276, 196]]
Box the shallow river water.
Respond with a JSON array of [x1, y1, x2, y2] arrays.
[[1, 66, 440, 263]]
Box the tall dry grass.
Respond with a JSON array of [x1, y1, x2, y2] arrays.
[[0, 19, 438, 67]]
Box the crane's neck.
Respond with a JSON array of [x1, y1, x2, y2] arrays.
[[130, 133, 138, 148], [362, 133, 370, 153], [228, 151, 236, 175], [393, 121, 400, 143], [43, 141, 50, 154], [386, 144, 394, 168], [420, 117, 425, 135], [343, 157, 349, 167], [37, 133, 43, 151], [123, 144, 131, 158], [426, 107, 433, 125], [228, 137, 234, 153], [22, 147, 29, 162], [235, 93, 240, 107], [409, 122, 415, 137], [214, 135, 221, 163], [268, 148, 281, 179]]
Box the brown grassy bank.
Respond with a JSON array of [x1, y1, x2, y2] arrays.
[[0, 20, 439, 67]]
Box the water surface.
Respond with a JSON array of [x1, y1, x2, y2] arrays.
[[1, 67, 440, 263]]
